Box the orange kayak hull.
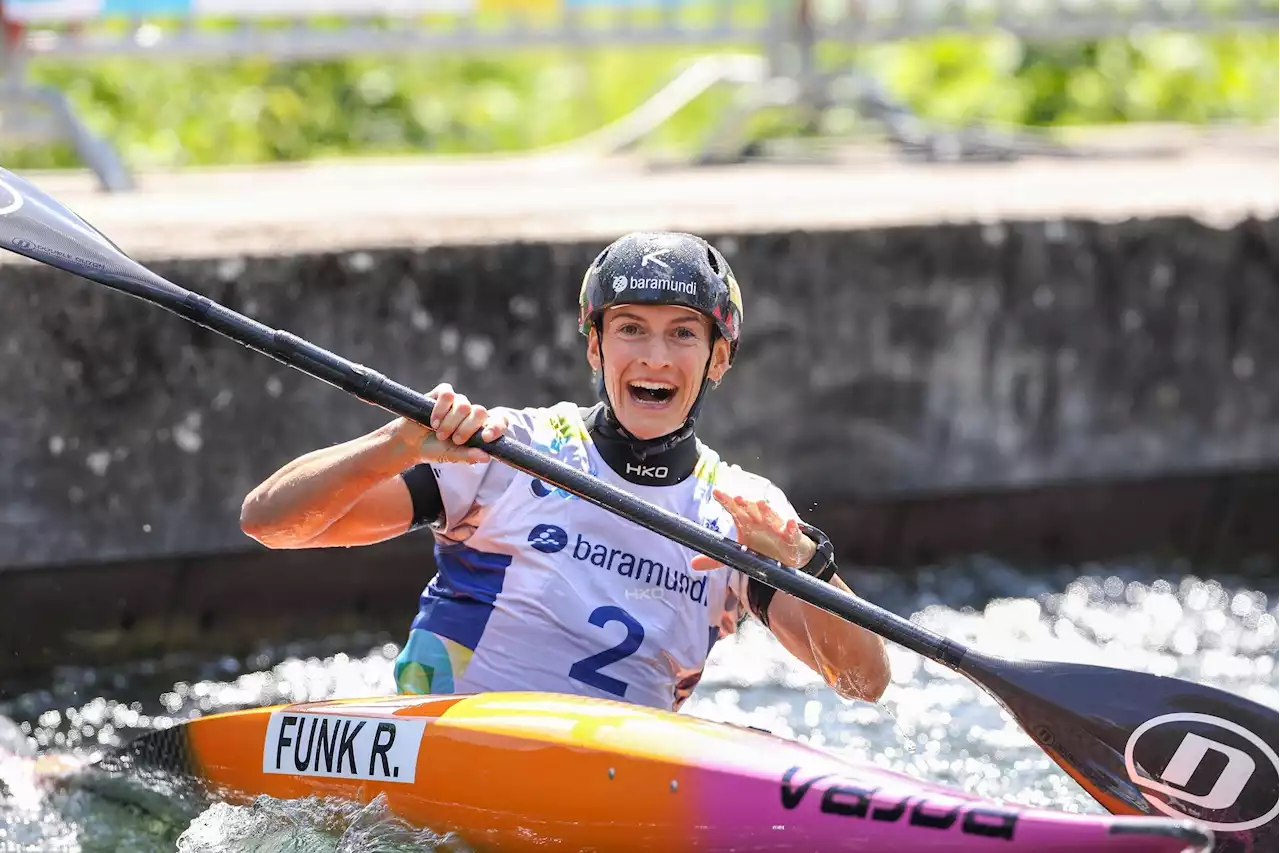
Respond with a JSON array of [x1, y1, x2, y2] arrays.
[[89, 692, 1212, 853]]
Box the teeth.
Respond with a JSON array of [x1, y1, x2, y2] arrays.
[[631, 381, 675, 390]]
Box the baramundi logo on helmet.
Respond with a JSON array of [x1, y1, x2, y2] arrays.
[[616, 276, 698, 296]]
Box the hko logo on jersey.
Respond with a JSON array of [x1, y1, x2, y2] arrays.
[[626, 462, 668, 479], [527, 524, 707, 606], [536, 462, 668, 485], [1124, 712, 1280, 832]]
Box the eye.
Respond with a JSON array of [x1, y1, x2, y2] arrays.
[[617, 322, 643, 336], [673, 326, 699, 340]]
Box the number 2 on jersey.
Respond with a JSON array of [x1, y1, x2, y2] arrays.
[[568, 605, 645, 698]]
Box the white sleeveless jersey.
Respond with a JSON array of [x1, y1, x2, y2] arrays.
[[394, 402, 793, 712]]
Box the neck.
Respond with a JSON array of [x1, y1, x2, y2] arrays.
[[585, 404, 699, 486]]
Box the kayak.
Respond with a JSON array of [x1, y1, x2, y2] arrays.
[[66, 691, 1213, 853]]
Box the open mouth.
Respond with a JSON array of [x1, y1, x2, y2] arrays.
[[627, 380, 677, 405]]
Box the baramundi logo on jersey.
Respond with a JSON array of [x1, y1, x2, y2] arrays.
[[526, 524, 707, 606]]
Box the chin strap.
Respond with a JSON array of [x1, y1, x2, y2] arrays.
[[593, 317, 715, 461]]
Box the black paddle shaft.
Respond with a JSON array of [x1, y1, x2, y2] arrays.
[[148, 281, 976, 670], [0, 166, 969, 671]]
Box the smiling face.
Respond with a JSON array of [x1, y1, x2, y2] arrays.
[[587, 304, 731, 440]]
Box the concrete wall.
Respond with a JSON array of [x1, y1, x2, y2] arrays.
[[0, 214, 1275, 682], [3, 215, 1275, 570]]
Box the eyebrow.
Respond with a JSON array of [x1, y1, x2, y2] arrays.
[[609, 310, 702, 327]]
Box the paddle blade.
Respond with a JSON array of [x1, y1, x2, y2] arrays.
[[0, 166, 184, 302], [961, 654, 1278, 853]]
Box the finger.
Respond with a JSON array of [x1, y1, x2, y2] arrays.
[[452, 405, 489, 445], [753, 498, 776, 524], [712, 489, 741, 519], [755, 498, 780, 521], [429, 387, 455, 430], [480, 411, 510, 444], [691, 554, 722, 571], [723, 494, 762, 533], [737, 495, 765, 526], [756, 500, 793, 537], [435, 397, 473, 441]]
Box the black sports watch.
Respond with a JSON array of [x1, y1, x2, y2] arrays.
[[796, 521, 837, 582], [746, 522, 837, 628]]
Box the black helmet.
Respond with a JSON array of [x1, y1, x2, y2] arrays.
[[578, 231, 743, 363]]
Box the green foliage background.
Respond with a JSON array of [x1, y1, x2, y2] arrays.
[[2, 25, 1275, 170]]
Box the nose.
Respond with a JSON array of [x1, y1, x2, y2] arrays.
[[637, 335, 673, 367]]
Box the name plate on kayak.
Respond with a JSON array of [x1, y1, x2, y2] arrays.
[[262, 711, 427, 784]]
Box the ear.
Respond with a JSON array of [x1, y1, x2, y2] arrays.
[[707, 337, 731, 383], [586, 325, 602, 372]]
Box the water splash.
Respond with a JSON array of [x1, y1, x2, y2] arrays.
[[175, 795, 472, 853], [0, 558, 1274, 851]]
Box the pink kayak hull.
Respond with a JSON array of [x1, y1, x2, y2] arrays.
[[100, 692, 1213, 852]]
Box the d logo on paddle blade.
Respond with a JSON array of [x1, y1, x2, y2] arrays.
[[1125, 712, 1279, 833]]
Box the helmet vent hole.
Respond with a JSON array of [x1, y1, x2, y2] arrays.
[[706, 247, 722, 275]]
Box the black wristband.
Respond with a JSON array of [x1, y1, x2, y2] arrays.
[[747, 522, 838, 628], [401, 463, 445, 531]]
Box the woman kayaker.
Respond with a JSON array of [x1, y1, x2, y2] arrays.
[[240, 231, 891, 711]]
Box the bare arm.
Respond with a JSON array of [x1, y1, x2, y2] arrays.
[[693, 488, 892, 704], [239, 420, 419, 549], [763, 571, 892, 703], [240, 384, 506, 549]]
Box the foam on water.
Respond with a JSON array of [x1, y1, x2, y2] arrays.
[[0, 558, 1275, 852]]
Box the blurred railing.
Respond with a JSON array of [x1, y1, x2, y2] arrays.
[[0, 1, 775, 59], [0, 0, 1274, 190]]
